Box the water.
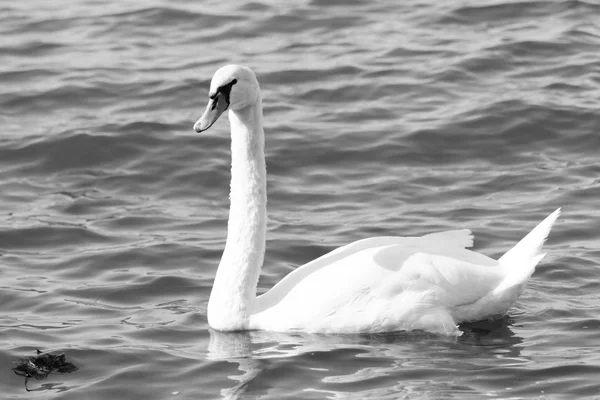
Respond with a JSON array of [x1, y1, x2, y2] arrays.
[[1, 0, 599, 398]]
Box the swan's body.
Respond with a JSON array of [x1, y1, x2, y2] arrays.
[[194, 65, 560, 335]]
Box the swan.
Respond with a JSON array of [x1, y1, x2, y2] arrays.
[[193, 64, 560, 335]]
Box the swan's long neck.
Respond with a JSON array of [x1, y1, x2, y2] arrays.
[[208, 95, 266, 330]]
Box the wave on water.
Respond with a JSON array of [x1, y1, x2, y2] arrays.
[[1, 0, 599, 398]]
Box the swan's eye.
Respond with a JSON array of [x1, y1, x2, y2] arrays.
[[216, 79, 237, 93], [215, 79, 238, 104]]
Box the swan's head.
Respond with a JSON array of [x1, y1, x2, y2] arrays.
[[193, 65, 260, 133]]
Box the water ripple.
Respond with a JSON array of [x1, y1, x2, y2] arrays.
[[1, 0, 599, 398]]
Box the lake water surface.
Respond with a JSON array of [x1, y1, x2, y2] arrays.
[[1, 0, 600, 398]]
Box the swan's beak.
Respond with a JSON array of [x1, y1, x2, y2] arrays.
[[194, 93, 229, 133]]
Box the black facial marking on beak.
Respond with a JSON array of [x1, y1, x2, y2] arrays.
[[216, 78, 238, 106], [194, 79, 239, 133]]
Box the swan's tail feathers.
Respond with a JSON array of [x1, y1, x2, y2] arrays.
[[494, 208, 560, 295], [498, 208, 560, 266]]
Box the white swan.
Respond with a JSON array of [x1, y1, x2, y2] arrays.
[[193, 64, 560, 335]]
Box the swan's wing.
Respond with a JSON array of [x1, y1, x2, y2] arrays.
[[255, 230, 474, 313], [390, 251, 505, 308], [252, 243, 395, 331], [251, 231, 494, 332]]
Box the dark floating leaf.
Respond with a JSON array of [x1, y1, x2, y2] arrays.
[[12, 349, 78, 391]]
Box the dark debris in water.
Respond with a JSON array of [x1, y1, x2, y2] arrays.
[[12, 349, 78, 391]]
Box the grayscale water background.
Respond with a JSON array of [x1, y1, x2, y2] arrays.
[[1, 0, 599, 398]]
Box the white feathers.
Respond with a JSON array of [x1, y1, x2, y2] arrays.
[[492, 208, 560, 295], [499, 208, 561, 267], [200, 65, 560, 335]]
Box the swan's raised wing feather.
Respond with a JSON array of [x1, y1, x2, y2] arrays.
[[420, 229, 474, 249]]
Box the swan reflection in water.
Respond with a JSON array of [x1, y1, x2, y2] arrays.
[[207, 316, 523, 400]]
